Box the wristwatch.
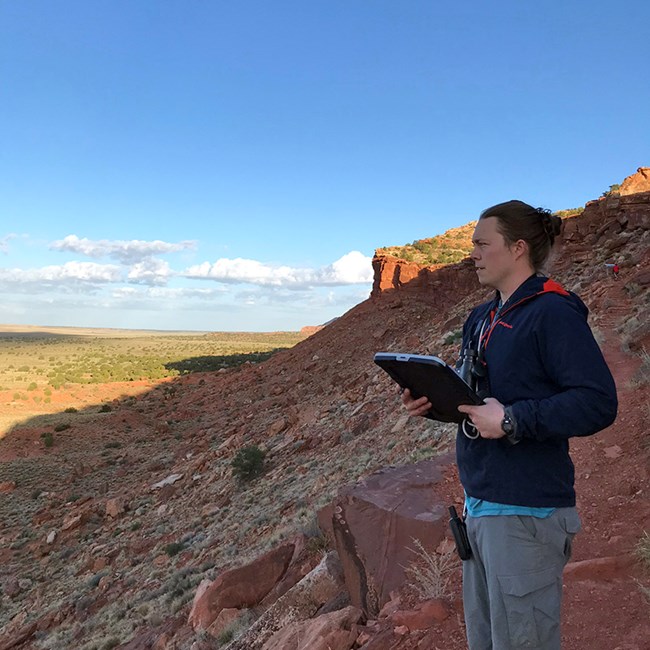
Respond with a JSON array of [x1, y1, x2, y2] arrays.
[[501, 407, 521, 445]]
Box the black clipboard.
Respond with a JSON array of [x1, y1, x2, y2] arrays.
[[374, 352, 482, 424]]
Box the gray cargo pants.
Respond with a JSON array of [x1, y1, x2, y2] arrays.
[[463, 508, 581, 650]]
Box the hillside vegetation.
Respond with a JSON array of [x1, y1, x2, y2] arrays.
[[376, 223, 475, 265]]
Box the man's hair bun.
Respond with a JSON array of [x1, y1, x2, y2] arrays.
[[537, 208, 562, 243]]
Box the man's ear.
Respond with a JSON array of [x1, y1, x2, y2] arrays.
[[511, 239, 529, 261]]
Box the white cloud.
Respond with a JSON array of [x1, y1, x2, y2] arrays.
[[50, 235, 196, 263], [323, 251, 374, 284], [0, 261, 122, 288], [127, 258, 173, 286], [183, 251, 373, 288]]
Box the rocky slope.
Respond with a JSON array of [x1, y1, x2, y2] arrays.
[[1, 169, 649, 650]]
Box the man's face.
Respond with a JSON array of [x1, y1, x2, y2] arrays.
[[470, 217, 517, 291]]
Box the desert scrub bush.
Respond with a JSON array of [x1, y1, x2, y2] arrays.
[[163, 542, 185, 557], [403, 537, 456, 600], [41, 431, 54, 448], [601, 183, 621, 197], [64, 406, 78, 413], [99, 403, 112, 412], [231, 445, 266, 482], [54, 423, 71, 432]]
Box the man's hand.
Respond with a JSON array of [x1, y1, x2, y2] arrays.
[[401, 388, 431, 417], [457, 397, 506, 439]]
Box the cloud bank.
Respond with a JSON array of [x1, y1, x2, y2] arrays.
[[0, 234, 374, 329], [184, 251, 373, 287], [50, 235, 196, 264]]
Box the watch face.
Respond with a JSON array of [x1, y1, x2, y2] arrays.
[[501, 416, 514, 435]]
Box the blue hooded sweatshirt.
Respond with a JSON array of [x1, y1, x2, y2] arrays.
[[456, 275, 618, 508]]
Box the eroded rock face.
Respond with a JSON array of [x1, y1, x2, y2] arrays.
[[318, 456, 453, 617], [370, 256, 479, 300]]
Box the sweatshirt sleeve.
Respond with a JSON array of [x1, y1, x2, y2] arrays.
[[510, 298, 618, 441]]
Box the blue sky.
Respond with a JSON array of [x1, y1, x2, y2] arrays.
[[1, 1, 648, 331]]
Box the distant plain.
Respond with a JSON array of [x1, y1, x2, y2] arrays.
[[0, 324, 307, 439]]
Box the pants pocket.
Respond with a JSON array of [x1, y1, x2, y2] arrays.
[[498, 567, 561, 649], [560, 508, 581, 563]]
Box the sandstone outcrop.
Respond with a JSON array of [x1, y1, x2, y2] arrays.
[[618, 166, 650, 195], [318, 456, 454, 617]]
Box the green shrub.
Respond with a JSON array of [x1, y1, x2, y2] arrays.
[[64, 406, 78, 413], [54, 423, 70, 432], [601, 183, 621, 197], [27, 382, 38, 391], [164, 542, 185, 557], [231, 445, 266, 482], [41, 432, 54, 447], [99, 403, 112, 412]]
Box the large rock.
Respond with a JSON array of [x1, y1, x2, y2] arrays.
[[318, 457, 453, 617], [260, 605, 362, 650], [224, 551, 346, 650], [188, 541, 295, 630]]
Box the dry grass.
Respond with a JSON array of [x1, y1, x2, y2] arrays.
[[403, 537, 457, 600], [635, 530, 650, 569]]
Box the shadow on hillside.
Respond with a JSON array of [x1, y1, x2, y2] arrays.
[[164, 349, 285, 375], [0, 348, 291, 449]]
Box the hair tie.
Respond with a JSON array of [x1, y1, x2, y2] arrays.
[[536, 208, 554, 239]]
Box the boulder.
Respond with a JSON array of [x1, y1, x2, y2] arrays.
[[223, 551, 346, 650], [106, 498, 126, 518], [318, 457, 453, 616], [188, 541, 295, 630]]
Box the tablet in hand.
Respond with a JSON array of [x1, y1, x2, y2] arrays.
[[374, 352, 482, 424]]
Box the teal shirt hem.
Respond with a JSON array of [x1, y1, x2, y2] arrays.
[[465, 494, 555, 518]]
